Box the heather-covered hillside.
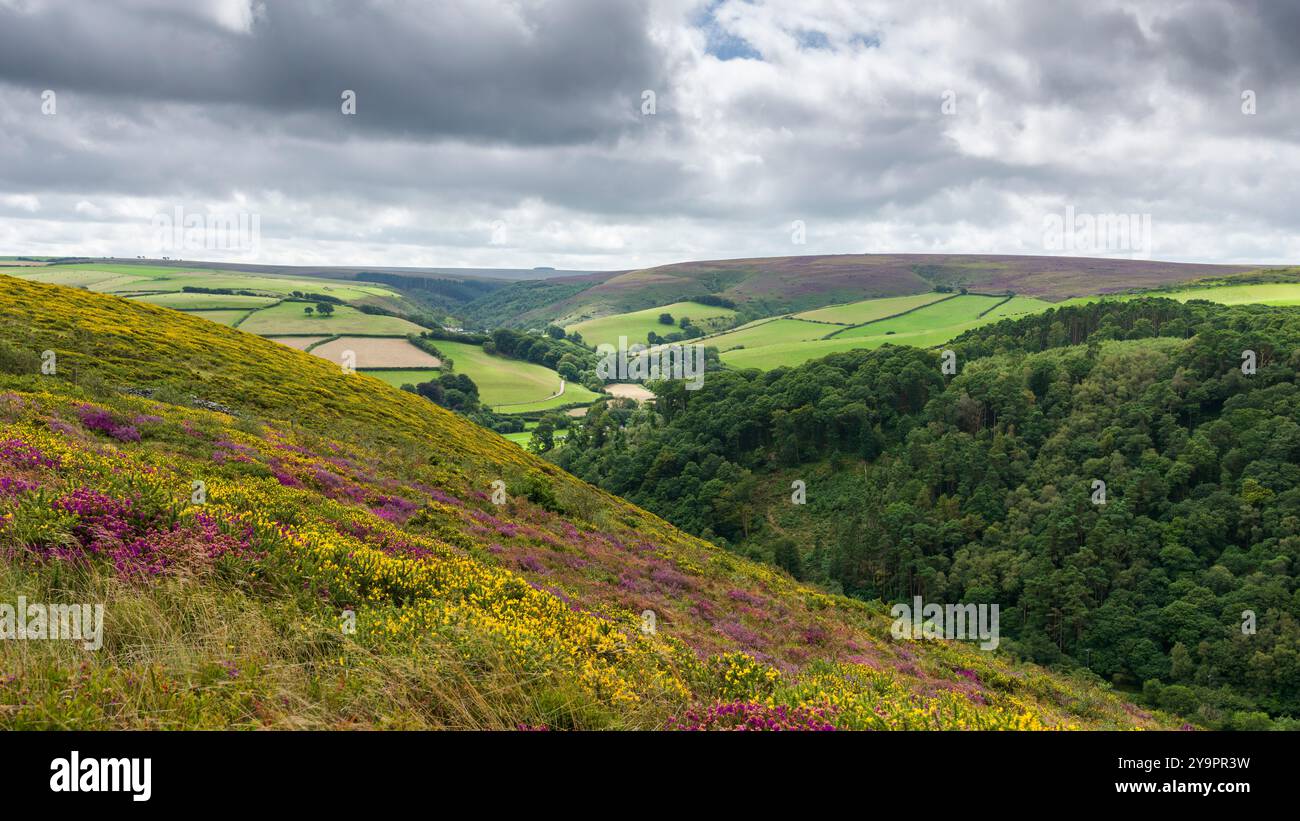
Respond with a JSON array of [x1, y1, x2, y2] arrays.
[[0, 275, 1171, 729], [484, 254, 1260, 329]]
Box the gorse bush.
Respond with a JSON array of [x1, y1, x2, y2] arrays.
[[0, 275, 1181, 730], [0, 341, 40, 377]]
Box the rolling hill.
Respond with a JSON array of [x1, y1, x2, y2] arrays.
[[699, 279, 1300, 371], [0, 273, 1172, 730], [2, 261, 605, 417], [565, 300, 737, 348], [550, 297, 1300, 729], [478, 253, 1262, 330]]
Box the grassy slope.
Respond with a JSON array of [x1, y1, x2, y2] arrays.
[[189, 309, 251, 327], [1124, 282, 1300, 306], [432, 340, 601, 410], [360, 369, 443, 388], [984, 296, 1055, 319], [723, 284, 1300, 370], [509, 254, 1261, 328], [1, 264, 402, 303], [235, 302, 426, 336], [133, 292, 279, 310], [706, 319, 830, 352], [719, 294, 1053, 369], [7, 264, 599, 412], [836, 294, 1005, 338], [359, 366, 601, 413], [494, 384, 605, 414], [721, 329, 959, 369], [0, 274, 1170, 730], [565, 301, 737, 347], [794, 293, 949, 324], [21, 263, 400, 300]]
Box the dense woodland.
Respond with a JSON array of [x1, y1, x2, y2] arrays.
[[551, 299, 1300, 728]]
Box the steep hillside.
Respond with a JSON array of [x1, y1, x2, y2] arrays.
[[0, 274, 1173, 729], [490, 254, 1261, 329], [551, 299, 1300, 729]]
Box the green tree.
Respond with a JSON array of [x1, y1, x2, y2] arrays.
[[773, 538, 803, 580], [528, 417, 556, 454]]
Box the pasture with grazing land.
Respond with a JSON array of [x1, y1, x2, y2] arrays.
[[189, 309, 251, 327], [492, 253, 1262, 328], [793, 292, 949, 325], [428, 337, 587, 407], [718, 284, 1300, 371], [360, 368, 443, 389], [501, 422, 569, 446], [835, 293, 1006, 338], [494, 383, 605, 414], [1127, 282, 1300, 306], [502, 422, 569, 446], [718, 292, 1057, 369], [267, 336, 330, 351], [704, 318, 829, 351], [720, 329, 949, 370], [565, 300, 737, 347], [238, 302, 427, 336], [981, 295, 1054, 319], [3, 262, 611, 414], [132, 292, 279, 310], [2, 263, 402, 301]]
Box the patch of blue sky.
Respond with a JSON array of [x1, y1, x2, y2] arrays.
[[795, 29, 832, 50], [694, 1, 762, 61]]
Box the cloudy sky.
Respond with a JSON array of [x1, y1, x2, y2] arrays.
[[0, 0, 1296, 269]]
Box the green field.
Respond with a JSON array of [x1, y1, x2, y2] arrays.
[[566, 300, 738, 347], [982, 295, 1055, 319], [132, 292, 279, 310], [835, 294, 1005, 338], [717, 283, 1300, 370], [716, 293, 1059, 369], [433, 340, 602, 411], [1132, 282, 1300, 306], [793, 292, 948, 325], [126, 274, 397, 301], [721, 326, 974, 369], [190, 309, 252, 327], [501, 422, 570, 446], [3, 263, 401, 301], [705, 318, 829, 351], [360, 369, 442, 388], [28, 263, 216, 276], [238, 302, 427, 335], [4, 263, 428, 365], [2, 267, 152, 290], [494, 386, 604, 414]]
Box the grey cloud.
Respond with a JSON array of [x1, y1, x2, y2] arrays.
[[0, 0, 1295, 267], [0, 0, 667, 146]]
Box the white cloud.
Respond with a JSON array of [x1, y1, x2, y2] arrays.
[[0, 0, 1295, 268]]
